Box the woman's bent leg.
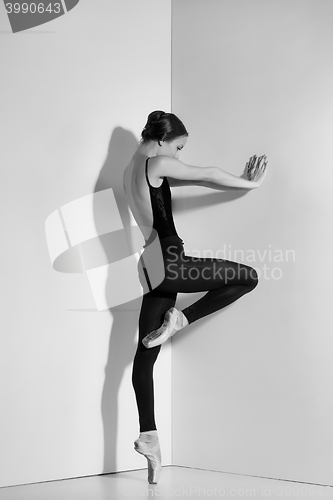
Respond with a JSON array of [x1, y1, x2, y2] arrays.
[[156, 240, 259, 326], [180, 259, 258, 324], [132, 287, 176, 432]]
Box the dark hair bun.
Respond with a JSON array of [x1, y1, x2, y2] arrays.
[[141, 110, 188, 144], [147, 110, 166, 124]]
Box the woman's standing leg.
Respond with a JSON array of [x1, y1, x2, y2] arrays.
[[132, 287, 177, 432], [132, 287, 176, 484]]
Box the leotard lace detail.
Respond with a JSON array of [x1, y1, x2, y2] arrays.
[[145, 157, 180, 240]]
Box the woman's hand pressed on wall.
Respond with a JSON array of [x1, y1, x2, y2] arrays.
[[245, 155, 268, 186]]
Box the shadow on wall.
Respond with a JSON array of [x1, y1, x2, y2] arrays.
[[93, 126, 142, 473], [94, 127, 253, 472]]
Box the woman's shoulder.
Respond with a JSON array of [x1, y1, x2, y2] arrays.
[[146, 155, 176, 177]]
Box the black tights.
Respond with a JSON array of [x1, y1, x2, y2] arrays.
[[132, 236, 258, 432]]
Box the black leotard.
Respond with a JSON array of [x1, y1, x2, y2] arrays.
[[145, 157, 181, 240]]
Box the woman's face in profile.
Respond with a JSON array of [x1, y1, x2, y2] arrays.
[[159, 135, 187, 158]]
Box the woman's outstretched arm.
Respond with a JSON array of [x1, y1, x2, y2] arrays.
[[204, 166, 262, 190], [153, 155, 266, 190]]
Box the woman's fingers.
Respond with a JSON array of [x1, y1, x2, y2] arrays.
[[257, 157, 268, 182], [256, 156, 265, 180], [250, 155, 257, 172], [250, 155, 268, 181], [253, 156, 262, 180], [246, 155, 257, 180], [246, 154, 268, 181]]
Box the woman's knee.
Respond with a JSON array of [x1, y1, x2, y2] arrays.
[[247, 266, 259, 289]]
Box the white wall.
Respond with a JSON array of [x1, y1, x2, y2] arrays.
[[0, 0, 172, 487], [171, 0, 333, 485]]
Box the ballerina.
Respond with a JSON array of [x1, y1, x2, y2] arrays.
[[123, 110, 267, 483]]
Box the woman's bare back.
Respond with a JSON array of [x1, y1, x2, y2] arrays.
[[123, 152, 163, 241]]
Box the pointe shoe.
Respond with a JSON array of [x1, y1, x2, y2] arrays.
[[134, 437, 162, 484], [142, 307, 185, 349]]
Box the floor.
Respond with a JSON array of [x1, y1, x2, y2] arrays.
[[0, 466, 332, 500]]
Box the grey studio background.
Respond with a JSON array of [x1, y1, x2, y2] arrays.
[[0, 0, 332, 489]]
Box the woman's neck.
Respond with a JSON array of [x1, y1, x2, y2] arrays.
[[136, 140, 159, 158]]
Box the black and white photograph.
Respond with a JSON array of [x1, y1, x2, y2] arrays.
[[0, 1, 332, 498]]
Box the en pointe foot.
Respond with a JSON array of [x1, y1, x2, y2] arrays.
[[134, 431, 162, 484]]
